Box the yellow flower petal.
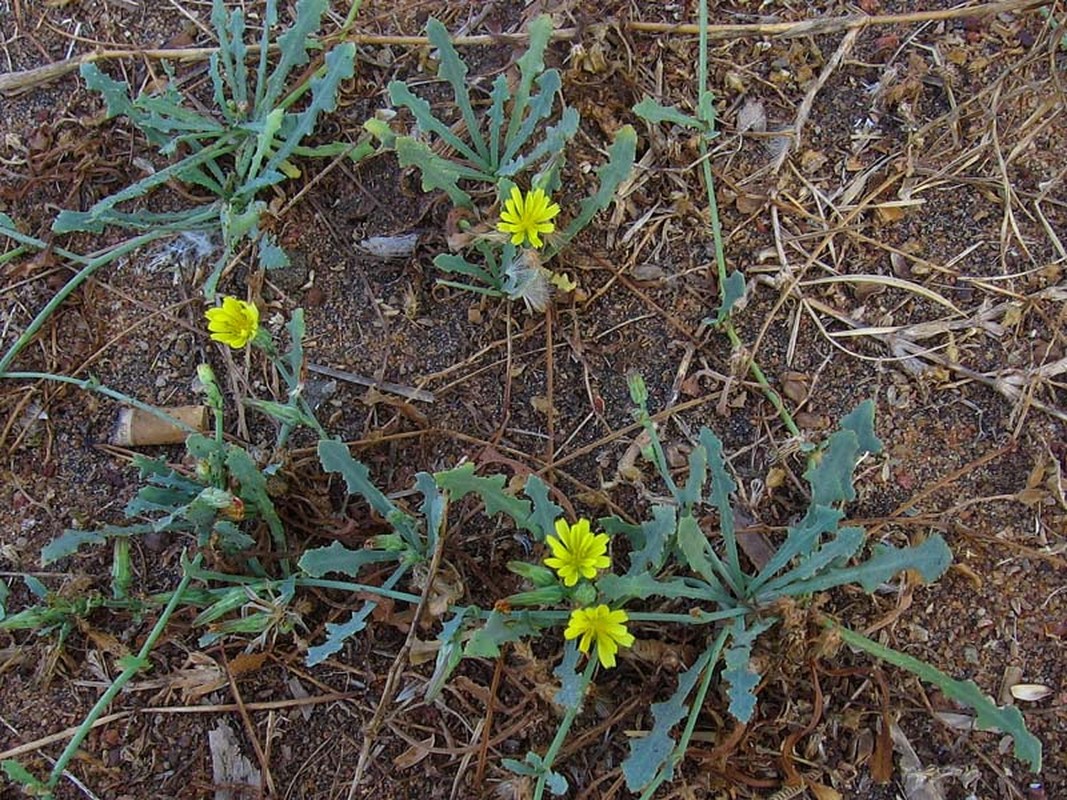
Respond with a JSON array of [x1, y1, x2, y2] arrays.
[[495, 186, 561, 249], [204, 296, 260, 349], [542, 518, 612, 586], [564, 605, 634, 669]]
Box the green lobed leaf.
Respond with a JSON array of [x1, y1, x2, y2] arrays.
[[1, 759, 47, 794], [500, 68, 562, 167], [426, 18, 489, 165], [805, 428, 863, 507], [464, 610, 541, 658], [388, 81, 484, 166], [487, 74, 510, 167], [41, 530, 106, 566], [676, 513, 730, 593], [432, 253, 495, 286], [833, 623, 1042, 772], [318, 439, 397, 519], [425, 606, 473, 701], [260, 42, 355, 179], [226, 446, 285, 552], [416, 471, 446, 555], [711, 270, 746, 324], [598, 571, 730, 605], [307, 563, 407, 666], [748, 505, 845, 594], [522, 474, 563, 542], [551, 125, 636, 251], [504, 15, 554, 150], [676, 435, 708, 513], [777, 535, 953, 597], [553, 640, 585, 709], [703, 426, 743, 589], [297, 542, 397, 578], [721, 617, 775, 723], [261, 0, 327, 111], [434, 463, 535, 534], [500, 106, 579, 180], [757, 526, 865, 599], [633, 96, 704, 130], [623, 646, 714, 791], [620, 504, 675, 576], [395, 136, 473, 209]]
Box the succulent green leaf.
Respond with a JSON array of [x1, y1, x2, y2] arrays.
[[432, 253, 495, 285], [598, 571, 731, 605], [833, 623, 1042, 772]]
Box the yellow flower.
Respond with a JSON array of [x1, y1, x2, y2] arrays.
[[544, 518, 611, 587], [497, 186, 560, 248], [564, 605, 635, 668], [205, 296, 260, 349]]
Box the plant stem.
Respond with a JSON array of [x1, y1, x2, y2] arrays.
[[695, 0, 801, 440], [46, 554, 201, 789], [0, 372, 199, 434], [533, 654, 598, 799], [0, 229, 175, 373]]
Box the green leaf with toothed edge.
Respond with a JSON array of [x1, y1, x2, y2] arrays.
[[722, 616, 775, 723], [41, 530, 106, 566], [425, 607, 474, 701], [553, 640, 584, 709], [434, 463, 536, 534], [833, 623, 1042, 772], [395, 136, 473, 209], [623, 645, 715, 791], [426, 18, 489, 165], [297, 541, 397, 578], [633, 96, 704, 130], [522, 474, 563, 542]]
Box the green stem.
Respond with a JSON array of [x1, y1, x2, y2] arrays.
[[534, 654, 599, 799], [47, 554, 201, 790], [694, 0, 800, 440], [0, 372, 199, 434], [0, 229, 176, 373]]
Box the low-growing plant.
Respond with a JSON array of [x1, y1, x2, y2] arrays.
[[50, 0, 368, 298], [369, 15, 636, 308], [413, 376, 1042, 797]]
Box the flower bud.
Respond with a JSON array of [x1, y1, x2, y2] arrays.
[[506, 561, 558, 587], [504, 585, 565, 607]]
